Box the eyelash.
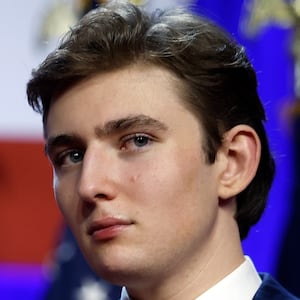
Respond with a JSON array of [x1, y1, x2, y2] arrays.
[[120, 133, 154, 151], [53, 149, 84, 167], [51, 133, 155, 168]]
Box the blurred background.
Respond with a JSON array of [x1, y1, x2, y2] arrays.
[[0, 0, 299, 299]]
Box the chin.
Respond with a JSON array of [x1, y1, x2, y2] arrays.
[[85, 250, 134, 279], [92, 263, 141, 286]]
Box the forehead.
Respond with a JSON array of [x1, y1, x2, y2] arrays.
[[45, 64, 200, 137]]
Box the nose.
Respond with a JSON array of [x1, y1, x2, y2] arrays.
[[77, 146, 118, 202]]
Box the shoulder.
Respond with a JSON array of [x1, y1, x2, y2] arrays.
[[253, 273, 299, 300]]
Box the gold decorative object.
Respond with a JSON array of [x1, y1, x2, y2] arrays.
[[39, 1, 77, 43], [242, 0, 300, 116], [242, 0, 294, 36], [39, 0, 149, 46]]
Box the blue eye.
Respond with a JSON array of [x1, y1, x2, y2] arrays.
[[133, 136, 149, 147], [121, 134, 153, 152], [54, 149, 84, 167], [69, 150, 84, 163]]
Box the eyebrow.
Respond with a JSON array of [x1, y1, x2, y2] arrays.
[[45, 114, 168, 155], [45, 134, 83, 156], [96, 114, 168, 136]]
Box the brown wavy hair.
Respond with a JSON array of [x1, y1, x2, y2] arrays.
[[27, 1, 275, 239]]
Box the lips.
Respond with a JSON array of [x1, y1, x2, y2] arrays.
[[87, 217, 132, 241]]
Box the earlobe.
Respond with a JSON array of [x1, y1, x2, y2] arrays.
[[217, 125, 261, 200]]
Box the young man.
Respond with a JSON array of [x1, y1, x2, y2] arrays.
[[26, 1, 298, 299]]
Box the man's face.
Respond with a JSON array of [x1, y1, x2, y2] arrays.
[[46, 65, 224, 285]]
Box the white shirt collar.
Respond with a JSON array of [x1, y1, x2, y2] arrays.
[[194, 256, 261, 300], [120, 287, 130, 300], [120, 256, 261, 300]]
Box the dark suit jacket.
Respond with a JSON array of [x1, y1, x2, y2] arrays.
[[254, 273, 299, 299]]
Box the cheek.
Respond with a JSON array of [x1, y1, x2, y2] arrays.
[[53, 173, 78, 222], [129, 173, 141, 183], [131, 147, 210, 214], [129, 149, 219, 254]]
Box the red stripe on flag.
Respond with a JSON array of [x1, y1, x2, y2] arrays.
[[0, 141, 62, 263]]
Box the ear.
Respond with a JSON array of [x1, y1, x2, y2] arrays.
[[216, 125, 261, 200]]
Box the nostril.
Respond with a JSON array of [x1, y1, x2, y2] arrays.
[[95, 193, 114, 200], [81, 192, 114, 217], [96, 193, 107, 198]]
